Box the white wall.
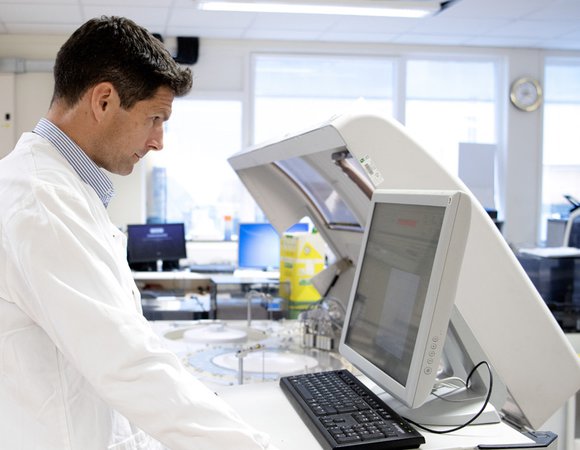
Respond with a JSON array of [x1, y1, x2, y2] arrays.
[[0, 73, 15, 155], [1, 34, 578, 246], [15, 72, 52, 138], [503, 49, 545, 248]]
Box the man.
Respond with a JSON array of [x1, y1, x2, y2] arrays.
[[0, 16, 273, 450]]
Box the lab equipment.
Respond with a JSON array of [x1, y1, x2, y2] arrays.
[[564, 194, 580, 213], [300, 296, 345, 351], [127, 223, 186, 271], [228, 104, 580, 431], [517, 249, 580, 332], [563, 207, 580, 248], [279, 369, 425, 450]]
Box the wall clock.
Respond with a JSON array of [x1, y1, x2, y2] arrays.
[[510, 77, 543, 112]]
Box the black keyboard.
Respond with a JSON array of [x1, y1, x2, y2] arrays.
[[280, 370, 425, 450]]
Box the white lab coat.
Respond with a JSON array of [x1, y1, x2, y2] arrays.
[[0, 133, 272, 450]]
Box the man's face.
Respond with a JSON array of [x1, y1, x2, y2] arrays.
[[93, 86, 174, 176]]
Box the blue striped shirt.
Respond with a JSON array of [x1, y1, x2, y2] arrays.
[[33, 118, 114, 207]]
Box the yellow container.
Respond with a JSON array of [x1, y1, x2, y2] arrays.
[[279, 232, 325, 317]]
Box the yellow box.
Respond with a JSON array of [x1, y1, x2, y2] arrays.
[[279, 232, 325, 312]]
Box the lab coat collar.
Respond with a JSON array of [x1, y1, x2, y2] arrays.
[[33, 118, 115, 207]]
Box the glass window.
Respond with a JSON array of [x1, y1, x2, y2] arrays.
[[405, 59, 498, 175], [277, 157, 360, 229], [149, 97, 259, 240], [541, 60, 580, 240], [150, 55, 501, 243], [253, 54, 395, 143]]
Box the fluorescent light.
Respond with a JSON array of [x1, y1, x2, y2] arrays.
[[197, 1, 440, 18]]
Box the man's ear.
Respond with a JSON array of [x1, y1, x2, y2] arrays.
[[90, 82, 117, 122]]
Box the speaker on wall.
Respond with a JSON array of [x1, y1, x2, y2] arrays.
[[174, 36, 199, 65]]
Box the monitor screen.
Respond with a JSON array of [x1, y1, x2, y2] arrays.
[[238, 222, 309, 270], [127, 223, 187, 271], [339, 190, 470, 410]]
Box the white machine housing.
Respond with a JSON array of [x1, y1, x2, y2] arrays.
[[228, 105, 580, 430]]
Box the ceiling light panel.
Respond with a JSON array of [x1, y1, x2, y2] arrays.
[[197, 0, 442, 18]]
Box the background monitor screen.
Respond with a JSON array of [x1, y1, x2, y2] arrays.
[[238, 222, 309, 270], [339, 190, 470, 411], [127, 223, 187, 271]]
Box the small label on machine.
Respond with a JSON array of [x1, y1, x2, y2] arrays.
[[359, 154, 384, 186]]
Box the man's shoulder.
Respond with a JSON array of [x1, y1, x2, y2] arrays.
[[2, 132, 79, 181], [0, 132, 90, 214]]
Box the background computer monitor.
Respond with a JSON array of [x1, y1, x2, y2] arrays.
[[127, 223, 187, 271], [339, 190, 472, 423], [237, 222, 309, 270]]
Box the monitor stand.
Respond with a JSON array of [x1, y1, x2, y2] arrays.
[[380, 385, 500, 427], [379, 307, 507, 427]]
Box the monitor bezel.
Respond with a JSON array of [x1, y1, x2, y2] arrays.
[[339, 189, 470, 409]]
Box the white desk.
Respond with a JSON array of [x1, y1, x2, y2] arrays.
[[132, 270, 210, 282], [215, 381, 535, 450]]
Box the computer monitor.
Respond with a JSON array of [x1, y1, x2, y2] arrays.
[[237, 222, 309, 270], [339, 190, 473, 424], [127, 223, 187, 271]]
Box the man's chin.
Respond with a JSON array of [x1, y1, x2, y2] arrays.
[[106, 165, 134, 177], [120, 166, 134, 176]]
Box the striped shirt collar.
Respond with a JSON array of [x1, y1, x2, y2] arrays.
[[33, 118, 114, 207]]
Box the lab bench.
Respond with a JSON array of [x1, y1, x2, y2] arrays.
[[133, 271, 283, 321]]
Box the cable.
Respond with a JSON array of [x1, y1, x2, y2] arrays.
[[403, 361, 493, 434], [433, 376, 467, 389], [431, 376, 486, 403]]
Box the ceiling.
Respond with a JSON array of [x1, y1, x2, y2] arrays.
[[1, 0, 580, 50]]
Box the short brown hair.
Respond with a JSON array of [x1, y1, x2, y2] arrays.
[[52, 16, 193, 109]]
